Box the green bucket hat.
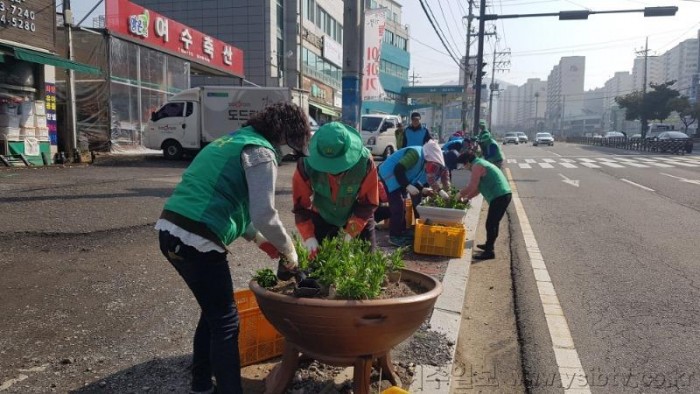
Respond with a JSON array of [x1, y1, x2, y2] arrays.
[[306, 122, 364, 174], [479, 131, 492, 143], [479, 120, 487, 126]]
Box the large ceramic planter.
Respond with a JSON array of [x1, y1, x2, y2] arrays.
[[249, 268, 443, 394]]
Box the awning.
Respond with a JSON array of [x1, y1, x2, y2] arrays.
[[11, 47, 102, 75], [310, 102, 340, 118]]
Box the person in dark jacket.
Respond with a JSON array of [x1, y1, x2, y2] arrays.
[[155, 102, 310, 394], [399, 112, 432, 149]]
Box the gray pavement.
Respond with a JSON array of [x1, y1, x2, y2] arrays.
[[505, 142, 700, 393]]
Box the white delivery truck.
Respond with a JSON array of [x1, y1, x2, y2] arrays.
[[144, 86, 304, 159], [360, 114, 403, 159]]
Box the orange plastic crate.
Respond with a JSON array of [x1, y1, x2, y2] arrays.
[[235, 289, 285, 366], [413, 219, 467, 258]]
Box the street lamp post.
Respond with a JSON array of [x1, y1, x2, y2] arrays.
[[471, 4, 678, 136]]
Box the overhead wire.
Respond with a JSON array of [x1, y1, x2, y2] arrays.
[[417, 0, 466, 71], [423, 0, 463, 60]]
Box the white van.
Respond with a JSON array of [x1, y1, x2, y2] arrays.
[[360, 114, 402, 159], [144, 86, 305, 159]]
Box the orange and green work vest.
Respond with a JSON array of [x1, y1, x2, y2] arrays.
[[163, 126, 276, 245], [304, 149, 370, 227], [473, 158, 511, 203]]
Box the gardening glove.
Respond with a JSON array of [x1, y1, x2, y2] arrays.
[[406, 184, 420, 196], [304, 237, 319, 260], [421, 187, 435, 197], [280, 248, 299, 271], [439, 189, 450, 200], [343, 233, 353, 242], [253, 232, 279, 259]]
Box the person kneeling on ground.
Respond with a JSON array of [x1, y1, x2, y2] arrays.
[[293, 122, 379, 256], [455, 151, 512, 260]]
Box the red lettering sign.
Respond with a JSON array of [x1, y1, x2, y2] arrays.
[[105, 0, 244, 78]]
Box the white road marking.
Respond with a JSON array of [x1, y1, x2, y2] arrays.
[[635, 157, 657, 162], [519, 163, 532, 169], [551, 152, 562, 157], [559, 163, 578, 169], [581, 162, 601, 168], [539, 163, 555, 168], [647, 162, 674, 168], [660, 173, 700, 186], [525, 159, 537, 163], [596, 157, 618, 162], [599, 162, 625, 168], [507, 159, 517, 164], [506, 170, 591, 394], [560, 158, 576, 163], [659, 160, 698, 167], [578, 158, 596, 162], [619, 161, 649, 168], [621, 178, 655, 192], [542, 158, 557, 163], [559, 173, 579, 187]]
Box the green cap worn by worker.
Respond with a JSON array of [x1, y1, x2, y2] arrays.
[[306, 122, 366, 174]]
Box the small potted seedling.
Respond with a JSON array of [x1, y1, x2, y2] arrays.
[[253, 268, 278, 289], [386, 247, 406, 283]]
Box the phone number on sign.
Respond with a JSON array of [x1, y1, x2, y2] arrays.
[[0, 1, 37, 32]]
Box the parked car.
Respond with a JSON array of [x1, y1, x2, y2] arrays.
[[655, 131, 693, 153], [603, 131, 626, 139], [503, 132, 519, 145], [360, 114, 402, 159], [516, 132, 528, 143], [533, 132, 554, 146], [630, 134, 642, 140]]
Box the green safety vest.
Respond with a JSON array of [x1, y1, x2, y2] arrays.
[[163, 126, 276, 245], [304, 152, 369, 227], [474, 158, 511, 203]]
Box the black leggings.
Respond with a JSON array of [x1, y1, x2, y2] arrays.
[[484, 193, 512, 251]]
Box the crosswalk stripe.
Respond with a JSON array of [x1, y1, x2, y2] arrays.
[[635, 158, 657, 162], [581, 162, 601, 168], [599, 162, 625, 168], [579, 158, 597, 162], [647, 162, 674, 168], [620, 162, 649, 168], [539, 163, 554, 168], [507, 159, 517, 164], [660, 160, 698, 167], [560, 158, 576, 163], [519, 163, 531, 169], [596, 157, 618, 162], [525, 159, 537, 163], [542, 158, 556, 163], [559, 163, 578, 168]]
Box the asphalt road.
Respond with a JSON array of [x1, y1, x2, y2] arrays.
[[505, 142, 700, 393]]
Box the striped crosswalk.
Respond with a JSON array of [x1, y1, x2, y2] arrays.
[[507, 156, 700, 170]]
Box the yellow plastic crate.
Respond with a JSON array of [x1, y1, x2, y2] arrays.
[[413, 219, 467, 258], [382, 386, 410, 394], [235, 289, 285, 366], [405, 199, 414, 228]]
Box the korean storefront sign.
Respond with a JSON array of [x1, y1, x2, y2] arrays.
[[322, 36, 342, 68], [362, 8, 386, 101], [302, 76, 334, 107], [0, 0, 56, 52], [105, 0, 244, 77]]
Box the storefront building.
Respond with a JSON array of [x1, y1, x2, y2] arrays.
[[0, 0, 100, 164], [55, 0, 245, 152]]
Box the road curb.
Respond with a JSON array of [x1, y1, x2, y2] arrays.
[[409, 194, 484, 393]]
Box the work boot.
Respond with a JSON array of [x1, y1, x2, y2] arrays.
[[476, 243, 487, 251], [473, 250, 495, 260]]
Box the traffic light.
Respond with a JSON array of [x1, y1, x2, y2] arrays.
[[480, 62, 488, 79]]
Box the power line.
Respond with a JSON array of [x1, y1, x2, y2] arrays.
[[439, 0, 467, 48], [417, 0, 465, 70], [423, 0, 462, 60]]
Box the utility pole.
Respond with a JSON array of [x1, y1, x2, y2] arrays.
[[410, 69, 421, 86], [487, 44, 510, 128], [637, 37, 649, 138], [342, 0, 363, 129], [472, 0, 487, 136], [63, 0, 78, 161], [461, 0, 474, 132]]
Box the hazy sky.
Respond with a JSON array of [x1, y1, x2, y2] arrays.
[[73, 0, 700, 91], [402, 0, 700, 90]]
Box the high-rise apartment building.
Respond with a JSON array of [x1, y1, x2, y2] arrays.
[[632, 55, 663, 91], [662, 38, 699, 96], [545, 56, 585, 129]]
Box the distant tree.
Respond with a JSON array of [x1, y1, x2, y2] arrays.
[[615, 81, 680, 137], [669, 96, 700, 133]]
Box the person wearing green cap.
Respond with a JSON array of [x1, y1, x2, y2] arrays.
[[478, 131, 505, 169], [455, 151, 512, 260], [293, 122, 380, 255]]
